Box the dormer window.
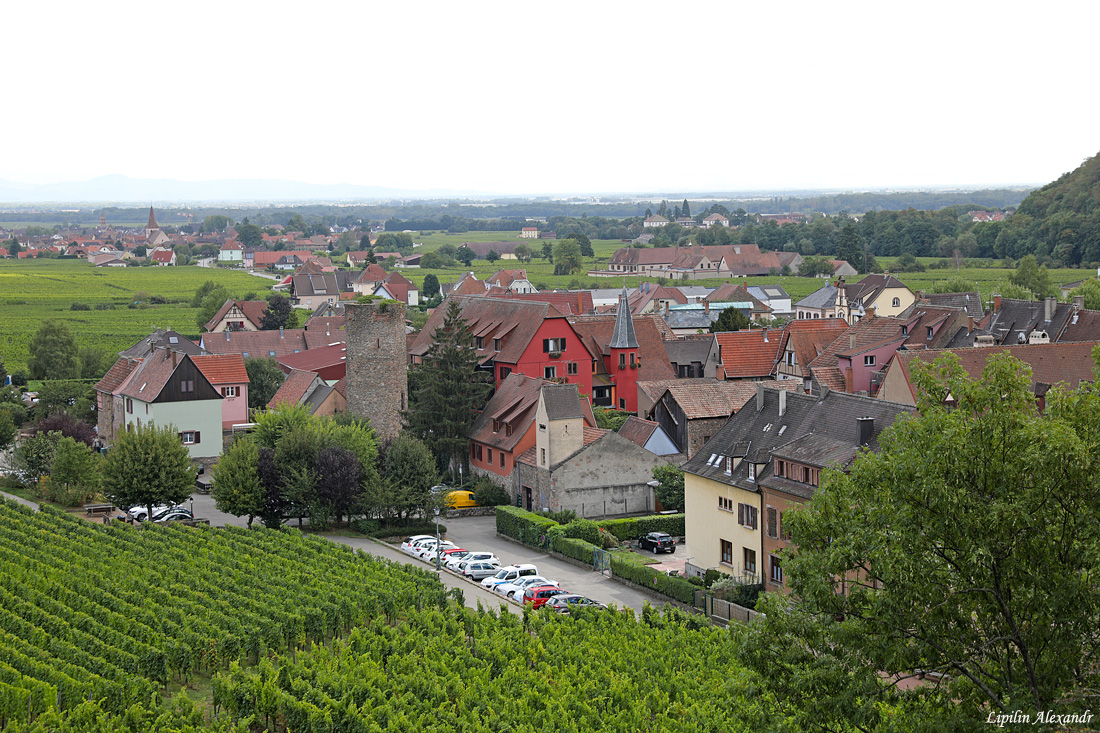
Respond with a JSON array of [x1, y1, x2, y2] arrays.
[[493, 338, 501, 351], [892, 297, 900, 307], [926, 326, 933, 340], [492, 420, 500, 433], [476, 336, 484, 349], [747, 463, 756, 481]]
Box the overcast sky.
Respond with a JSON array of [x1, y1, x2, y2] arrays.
[[4, 1, 1097, 195]]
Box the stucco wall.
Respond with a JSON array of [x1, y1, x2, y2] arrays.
[[124, 398, 223, 460], [684, 472, 761, 580]]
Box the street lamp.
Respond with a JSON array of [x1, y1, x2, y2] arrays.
[[434, 506, 441, 572]]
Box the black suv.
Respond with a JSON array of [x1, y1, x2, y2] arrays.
[[638, 531, 676, 554]]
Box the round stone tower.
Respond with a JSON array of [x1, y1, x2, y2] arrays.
[[344, 300, 408, 442]]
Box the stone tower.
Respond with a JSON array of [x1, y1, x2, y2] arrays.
[[344, 300, 408, 442]]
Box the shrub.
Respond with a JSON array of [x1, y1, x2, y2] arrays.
[[550, 535, 599, 565], [598, 514, 685, 541], [470, 476, 510, 506], [610, 554, 696, 604], [542, 508, 575, 525], [562, 518, 601, 546], [356, 521, 446, 539], [69, 302, 90, 311], [495, 506, 557, 546]]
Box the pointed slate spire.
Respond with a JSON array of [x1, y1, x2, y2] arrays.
[[610, 286, 638, 349], [147, 206, 158, 230]]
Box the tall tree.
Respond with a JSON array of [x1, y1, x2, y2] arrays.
[[651, 464, 684, 512], [102, 422, 195, 522], [236, 221, 263, 248], [7, 238, 20, 257], [541, 242, 554, 262], [1009, 254, 1056, 299], [422, 274, 440, 299], [314, 446, 363, 526], [513, 243, 532, 263], [259, 294, 293, 330], [737, 351, 1100, 728], [212, 438, 263, 527], [572, 231, 594, 258], [834, 222, 868, 273], [244, 357, 287, 410], [405, 300, 492, 478], [28, 320, 81, 380], [709, 307, 752, 332], [455, 247, 475, 266], [382, 433, 438, 520], [485, 249, 500, 263], [552, 239, 583, 275], [681, 199, 691, 218]]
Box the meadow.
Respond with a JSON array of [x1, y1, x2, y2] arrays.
[[0, 260, 272, 372]]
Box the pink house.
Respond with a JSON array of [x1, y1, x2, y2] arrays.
[[192, 354, 251, 429]]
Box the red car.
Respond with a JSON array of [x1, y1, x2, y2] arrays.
[[523, 585, 568, 609]]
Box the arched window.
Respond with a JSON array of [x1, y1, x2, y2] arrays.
[[892, 297, 900, 307]]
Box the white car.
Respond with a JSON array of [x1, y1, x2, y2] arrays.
[[400, 535, 434, 554], [495, 575, 559, 600], [480, 564, 539, 590], [404, 537, 439, 556], [413, 540, 457, 561], [445, 552, 498, 571], [128, 505, 175, 522]]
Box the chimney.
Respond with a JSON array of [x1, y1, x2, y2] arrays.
[[664, 301, 670, 318], [756, 382, 765, 412], [993, 294, 1002, 312], [170, 350, 177, 367], [1073, 295, 1085, 311], [762, 328, 768, 342], [967, 315, 975, 332], [578, 292, 584, 314], [844, 366, 853, 393], [849, 333, 856, 349], [778, 388, 787, 417], [225, 331, 229, 341], [866, 306, 875, 319], [704, 301, 710, 314], [1045, 296, 1056, 322], [857, 417, 874, 445], [280, 326, 284, 339]]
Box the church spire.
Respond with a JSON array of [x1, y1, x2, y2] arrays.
[[610, 286, 638, 349], [147, 206, 158, 230]]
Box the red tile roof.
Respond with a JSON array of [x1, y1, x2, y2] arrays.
[[660, 379, 799, 419], [205, 299, 269, 332], [714, 329, 782, 379], [268, 369, 321, 408], [486, 290, 595, 315], [191, 354, 249, 386], [95, 357, 140, 395], [617, 416, 658, 448], [201, 329, 309, 357], [275, 343, 347, 374]]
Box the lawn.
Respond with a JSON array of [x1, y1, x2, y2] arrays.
[[0, 259, 273, 372]]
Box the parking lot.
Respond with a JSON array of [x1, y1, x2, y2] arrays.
[[187, 493, 687, 614]]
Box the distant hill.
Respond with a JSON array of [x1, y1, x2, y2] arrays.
[[995, 152, 1100, 266]]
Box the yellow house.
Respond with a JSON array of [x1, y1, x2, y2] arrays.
[[684, 461, 763, 582], [836, 274, 914, 323]]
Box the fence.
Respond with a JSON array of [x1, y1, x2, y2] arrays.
[[693, 590, 763, 625]]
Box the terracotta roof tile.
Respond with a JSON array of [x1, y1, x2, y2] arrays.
[[268, 369, 320, 408], [617, 416, 658, 448], [568, 314, 676, 380], [201, 329, 309, 357], [714, 329, 781, 378], [191, 354, 249, 385], [660, 379, 798, 419], [95, 357, 139, 394]]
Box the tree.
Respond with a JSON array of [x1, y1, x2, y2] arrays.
[[738, 351, 1100, 728], [48, 436, 101, 505], [552, 239, 583, 275], [835, 222, 868, 273], [196, 287, 231, 330], [541, 242, 554, 262], [422, 274, 440, 299], [485, 249, 500, 263], [709, 307, 752, 333], [455, 247, 475, 266], [1068, 278, 1100, 309], [212, 438, 263, 527], [930, 277, 979, 294], [256, 447, 288, 529], [405, 300, 493, 478], [0, 353, 6, 387], [101, 422, 195, 522], [651, 464, 684, 512], [7, 238, 20, 257], [236, 221, 263, 249], [201, 215, 231, 233], [244, 357, 286, 410], [254, 404, 314, 449], [798, 257, 835, 278], [513, 243, 532, 263], [314, 446, 363, 526], [259, 294, 293, 330], [381, 433, 438, 520], [32, 411, 95, 447], [27, 320, 81, 380], [0, 410, 14, 454], [286, 213, 308, 233], [15, 430, 61, 482], [571, 232, 594, 258], [79, 346, 114, 381], [680, 199, 691, 218], [1010, 254, 1056, 298]]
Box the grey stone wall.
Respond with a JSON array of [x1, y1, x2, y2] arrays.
[[344, 301, 408, 443]]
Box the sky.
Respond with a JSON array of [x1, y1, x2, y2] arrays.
[[4, 0, 1098, 196]]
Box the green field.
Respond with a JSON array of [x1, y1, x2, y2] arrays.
[[0, 260, 273, 372]]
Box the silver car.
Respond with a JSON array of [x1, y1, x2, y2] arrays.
[[461, 561, 502, 581]]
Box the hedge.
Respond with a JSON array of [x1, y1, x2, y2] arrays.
[[495, 506, 558, 546], [550, 535, 600, 565], [610, 554, 696, 604], [598, 513, 685, 541], [356, 521, 446, 539]]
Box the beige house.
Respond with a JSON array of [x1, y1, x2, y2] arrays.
[[796, 275, 914, 324]]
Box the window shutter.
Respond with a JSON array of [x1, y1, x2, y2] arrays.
[[194, 431, 200, 444], [737, 503, 744, 525], [748, 506, 758, 530], [767, 507, 778, 538], [543, 339, 550, 352]]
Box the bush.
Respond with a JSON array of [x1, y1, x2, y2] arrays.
[[356, 521, 446, 539], [610, 554, 696, 604], [561, 518, 601, 546], [470, 476, 510, 506], [542, 508, 575, 525], [598, 514, 685, 541], [69, 302, 90, 311], [550, 535, 599, 565], [495, 505, 558, 546], [710, 576, 763, 610]]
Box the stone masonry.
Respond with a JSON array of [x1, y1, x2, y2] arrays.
[[344, 300, 408, 443]]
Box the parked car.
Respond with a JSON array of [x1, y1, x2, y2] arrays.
[[420, 543, 463, 563], [461, 561, 502, 581], [400, 535, 434, 554], [638, 531, 676, 554], [480, 564, 539, 589], [495, 575, 559, 600], [406, 537, 442, 556], [523, 585, 569, 609], [128, 505, 175, 522], [445, 489, 479, 509], [413, 540, 456, 560], [445, 551, 498, 571], [545, 594, 608, 614], [152, 507, 194, 523]]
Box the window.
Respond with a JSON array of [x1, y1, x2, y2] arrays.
[[180, 379, 194, 393], [181, 431, 200, 445], [718, 496, 733, 512], [629, 353, 636, 366], [737, 503, 758, 530], [619, 353, 626, 369], [242, 352, 250, 358], [592, 360, 598, 374], [766, 506, 778, 538], [544, 366, 557, 379], [499, 452, 505, 468], [926, 326, 934, 340], [221, 386, 239, 397], [743, 548, 757, 574], [892, 297, 900, 307], [542, 337, 566, 353], [785, 352, 795, 366], [747, 463, 756, 481], [500, 366, 511, 380], [505, 423, 513, 436], [770, 555, 783, 584], [126, 398, 133, 414], [541, 448, 546, 465], [493, 338, 501, 351], [492, 420, 500, 433], [475, 336, 484, 349], [720, 539, 733, 565], [864, 355, 876, 367], [475, 445, 483, 461], [487, 448, 493, 463], [775, 459, 785, 477], [780, 511, 790, 541], [268, 351, 276, 356], [567, 362, 578, 375]]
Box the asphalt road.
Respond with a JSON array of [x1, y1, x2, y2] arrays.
[[186, 494, 683, 614]]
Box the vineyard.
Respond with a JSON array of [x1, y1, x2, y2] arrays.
[[0, 499, 769, 731], [0, 260, 271, 371]]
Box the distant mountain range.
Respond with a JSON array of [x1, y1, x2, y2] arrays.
[[0, 175, 485, 204]]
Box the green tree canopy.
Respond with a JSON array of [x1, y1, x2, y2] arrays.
[[513, 243, 532, 263], [244, 357, 286, 410], [381, 433, 438, 520], [455, 247, 475, 266], [259, 294, 293, 330], [651, 463, 684, 512], [737, 351, 1100, 728], [485, 249, 500, 263], [212, 438, 263, 527], [102, 422, 195, 521], [1009, 254, 1056, 299], [1068, 277, 1100, 309], [552, 239, 583, 275], [28, 320, 81, 380], [709, 307, 752, 333], [236, 221, 263, 248], [405, 300, 493, 479], [201, 215, 232, 233]]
